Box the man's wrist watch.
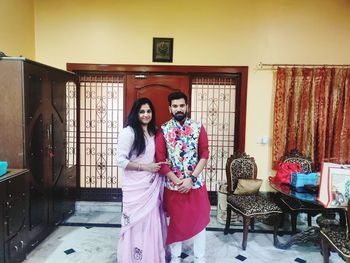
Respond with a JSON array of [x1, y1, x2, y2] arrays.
[[190, 175, 197, 184]]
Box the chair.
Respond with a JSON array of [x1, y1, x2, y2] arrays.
[[320, 201, 350, 262], [277, 149, 325, 233], [223, 152, 282, 250]]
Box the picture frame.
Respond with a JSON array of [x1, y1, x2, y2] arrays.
[[152, 37, 173, 63], [318, 162, 350, 208]]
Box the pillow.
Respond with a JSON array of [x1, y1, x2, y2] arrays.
[[234, 178, 262, 195]]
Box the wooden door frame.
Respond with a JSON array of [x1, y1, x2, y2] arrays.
[[67, 63, 248, 153]]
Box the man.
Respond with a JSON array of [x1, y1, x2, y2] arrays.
[[155, 91, 210, 263]]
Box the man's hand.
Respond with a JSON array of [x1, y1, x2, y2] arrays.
[[178, 178, 193, 194]]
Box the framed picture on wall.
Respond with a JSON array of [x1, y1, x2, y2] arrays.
[[152, 38, 173, 63]]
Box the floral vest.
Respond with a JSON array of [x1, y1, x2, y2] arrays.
[[161, 117, 204, 190]]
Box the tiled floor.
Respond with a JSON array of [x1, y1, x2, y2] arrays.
[[23, 202, 344, 263]]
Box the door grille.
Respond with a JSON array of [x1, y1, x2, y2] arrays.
[[79, 75, 124, 191], [191, 76, 237, 192], [66, 81, 77, 168]]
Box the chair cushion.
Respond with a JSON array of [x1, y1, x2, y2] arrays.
[[321, 226, 350, 258], [234, 179, 262, 195], [227, 195, 282, 216]]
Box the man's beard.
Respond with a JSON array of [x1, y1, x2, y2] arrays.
[[173, 112, 186, 122]]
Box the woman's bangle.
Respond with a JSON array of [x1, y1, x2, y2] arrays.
[[137, 164, 141, 171]]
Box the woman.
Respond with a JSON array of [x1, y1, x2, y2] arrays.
[[116, 98, 167, 263]]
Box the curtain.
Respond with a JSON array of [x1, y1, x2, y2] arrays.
[[272, 67, 350, 170]]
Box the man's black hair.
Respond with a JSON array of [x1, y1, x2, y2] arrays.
[[168, 91, 188, 106]]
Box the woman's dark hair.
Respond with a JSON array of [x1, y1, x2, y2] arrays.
[[126, 97, 157, 156], [168, 91, 188, 106]]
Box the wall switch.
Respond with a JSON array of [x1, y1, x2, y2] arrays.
[[262, 136, 269, 144]]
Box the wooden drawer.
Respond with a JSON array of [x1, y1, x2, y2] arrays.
[[6, 175, 26, 201], [5, 198, 26, 239]]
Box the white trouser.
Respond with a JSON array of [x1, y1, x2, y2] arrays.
[[169, 229, 206, 260]]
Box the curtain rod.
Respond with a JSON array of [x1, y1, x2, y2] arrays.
[[258, 62, 350, 69]]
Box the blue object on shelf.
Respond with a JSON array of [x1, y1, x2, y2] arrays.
[[0, 161, 8, 176]]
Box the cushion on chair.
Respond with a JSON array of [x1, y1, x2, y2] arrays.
[[227, 195, 282, 216], [321, 226, 350, 259], [234, 179, 262, 195]]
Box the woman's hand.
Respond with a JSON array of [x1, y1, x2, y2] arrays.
[[178, 178, 193, 194]]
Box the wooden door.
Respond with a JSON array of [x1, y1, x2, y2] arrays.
[[126, 75, 190, 128], [24, 63, 49, 235], [49, 71, 68, 224]]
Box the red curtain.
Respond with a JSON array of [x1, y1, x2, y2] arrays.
[[272, 67, 350, 170]]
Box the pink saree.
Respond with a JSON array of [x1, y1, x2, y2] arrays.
[[117, 127, 167, 263]]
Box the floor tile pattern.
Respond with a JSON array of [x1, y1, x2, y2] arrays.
[[23, 202, 344, 263]]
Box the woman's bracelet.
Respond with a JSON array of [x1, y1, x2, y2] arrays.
[[137, 164, 141, 171]]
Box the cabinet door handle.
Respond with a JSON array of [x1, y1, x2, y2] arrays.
[[46, 124, 51, 142], [47, 123, 53, 147], [47, 124, 54, 157]]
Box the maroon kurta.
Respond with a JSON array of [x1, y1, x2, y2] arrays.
[[155, 124, 210, 245]]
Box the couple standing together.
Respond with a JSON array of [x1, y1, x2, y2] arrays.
[[116, 91, 210, 263]]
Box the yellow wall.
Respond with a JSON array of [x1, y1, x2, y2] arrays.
[[33, 0, 350, 66], [4, 0, 350, 190], [0, 0, 35, 59]]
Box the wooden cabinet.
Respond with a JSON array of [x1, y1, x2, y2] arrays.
[[0, 169, 29, 263], [0, 58, 78, 262]]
